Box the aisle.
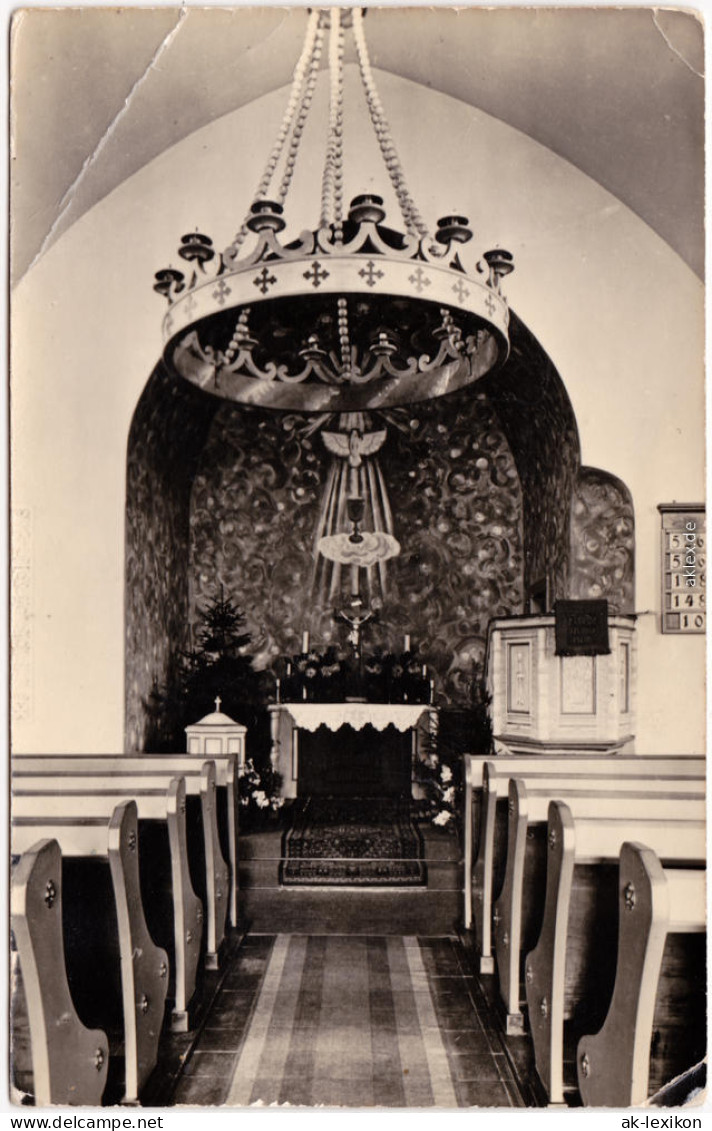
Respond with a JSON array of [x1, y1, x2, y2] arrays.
[[172, 934, 526, 1108]]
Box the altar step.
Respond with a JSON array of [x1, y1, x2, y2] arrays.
[[237, 823, 462, 935]]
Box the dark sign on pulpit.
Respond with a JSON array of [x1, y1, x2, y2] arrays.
[[554, 600, 610, 656]]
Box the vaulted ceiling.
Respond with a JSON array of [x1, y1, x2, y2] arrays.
[[11, 6, 704, 286]]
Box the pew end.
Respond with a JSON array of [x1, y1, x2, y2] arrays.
[[166, 777, 204, 1031], [525, 802, 706, 1106], [12, 802, 170, 1105], [200, 761, 230, 969], [577, 842, 706, 1107], [108, 801, 171, 1102], [494, 779, 547, 1036], [11, 838, 110, 1107]]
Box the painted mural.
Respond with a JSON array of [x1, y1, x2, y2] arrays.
[[125, 364, 218, 751], [188, 389, 525, 706], [569, 466, 635, 612], [482, 313, 581, 604]]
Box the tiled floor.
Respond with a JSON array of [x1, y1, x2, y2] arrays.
[[172, 935, 526, 1108]]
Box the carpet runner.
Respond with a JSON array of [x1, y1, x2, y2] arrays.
[[281, 798, 426, 886]]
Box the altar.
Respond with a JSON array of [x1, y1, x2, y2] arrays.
[[269, 702, 438, 799]]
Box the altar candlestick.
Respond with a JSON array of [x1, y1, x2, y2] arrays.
[[302, 631, 310, 653], [404, 634, 411, 652]]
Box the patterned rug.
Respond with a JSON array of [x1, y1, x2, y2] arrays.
[[281, 798, 426, 886]]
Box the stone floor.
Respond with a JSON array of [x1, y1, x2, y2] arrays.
[[171, 934, 527, 1108]]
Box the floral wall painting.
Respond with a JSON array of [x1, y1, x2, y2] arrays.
[[569, 467, 635, 613]]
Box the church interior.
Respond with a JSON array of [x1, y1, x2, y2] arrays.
[[10, 6, 706, 1112]]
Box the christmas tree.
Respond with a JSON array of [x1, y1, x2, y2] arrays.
[[144, 590, 268, 752]]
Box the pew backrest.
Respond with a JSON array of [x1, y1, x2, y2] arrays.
[[466, 753, 705, 791], [12, 753, 237, 788], [511, 784, 706, 824], [468, 763, 705, 944], [13, 756, 239, 930], [463, 753, 705, 928]]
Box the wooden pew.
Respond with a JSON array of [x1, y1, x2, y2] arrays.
[[494, 780, 705, 1033], [12, 759, 230, 970], [11, 838, 110, 1106], [462, 754, 704, 931], [577, 841, 706, 1107], [471, 758, 705, 971], [12, 801, 169, 1105], [13, 776, 203, 1030], [524, 802, 705, 1106], [12, 753, 240, 930]]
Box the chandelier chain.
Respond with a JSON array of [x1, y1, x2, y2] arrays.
[[320, 8, 346, 237], [337, 297, 352, 376], [226, 8, 322, 256], [332, 10, 346, 242], [277, 14, 326, 205], [352, 8, 429, 240]]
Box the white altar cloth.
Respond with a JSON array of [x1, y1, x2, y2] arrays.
[[272, 702, 430, 733]]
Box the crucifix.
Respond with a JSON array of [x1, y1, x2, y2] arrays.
[[334, 592, 377, 663]]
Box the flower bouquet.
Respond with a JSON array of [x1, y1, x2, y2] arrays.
[[238, 757, 284, 826]]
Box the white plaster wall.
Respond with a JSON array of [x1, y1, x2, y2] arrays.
[[12, 68, 704, 753]]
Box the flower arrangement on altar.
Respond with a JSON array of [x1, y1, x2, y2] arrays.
[[274, 646, 432, 704]]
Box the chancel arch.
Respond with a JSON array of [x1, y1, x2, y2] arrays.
[[124, 307, 634, 749]]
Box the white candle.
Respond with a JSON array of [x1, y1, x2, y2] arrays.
[[287, 662, 292, 676], [302, 686, 307, 701], [422, 664, 427, 678], [429, 679, 435, 703], [302, 631, 310, 653], [276, 678, 281, 704], [404, 634, 411, 652]]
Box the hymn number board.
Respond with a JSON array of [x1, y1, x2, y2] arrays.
[[659, 504, 705, 634]]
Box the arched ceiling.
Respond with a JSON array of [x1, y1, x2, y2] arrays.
[[10, 6, 704, 286]]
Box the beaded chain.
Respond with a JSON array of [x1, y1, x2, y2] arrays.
[[223, 6, 430, 263], [319, 8, 346, 239], [337, 296, 352, 377], [225, 8, 322, 258], [352, 7, 429, 240], [277, 14, 326, 206]]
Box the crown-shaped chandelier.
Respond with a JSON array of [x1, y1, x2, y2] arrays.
[[154, 7, 514, 414]]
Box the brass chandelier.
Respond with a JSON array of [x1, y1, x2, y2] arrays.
[[153, 7, 515, 415]]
